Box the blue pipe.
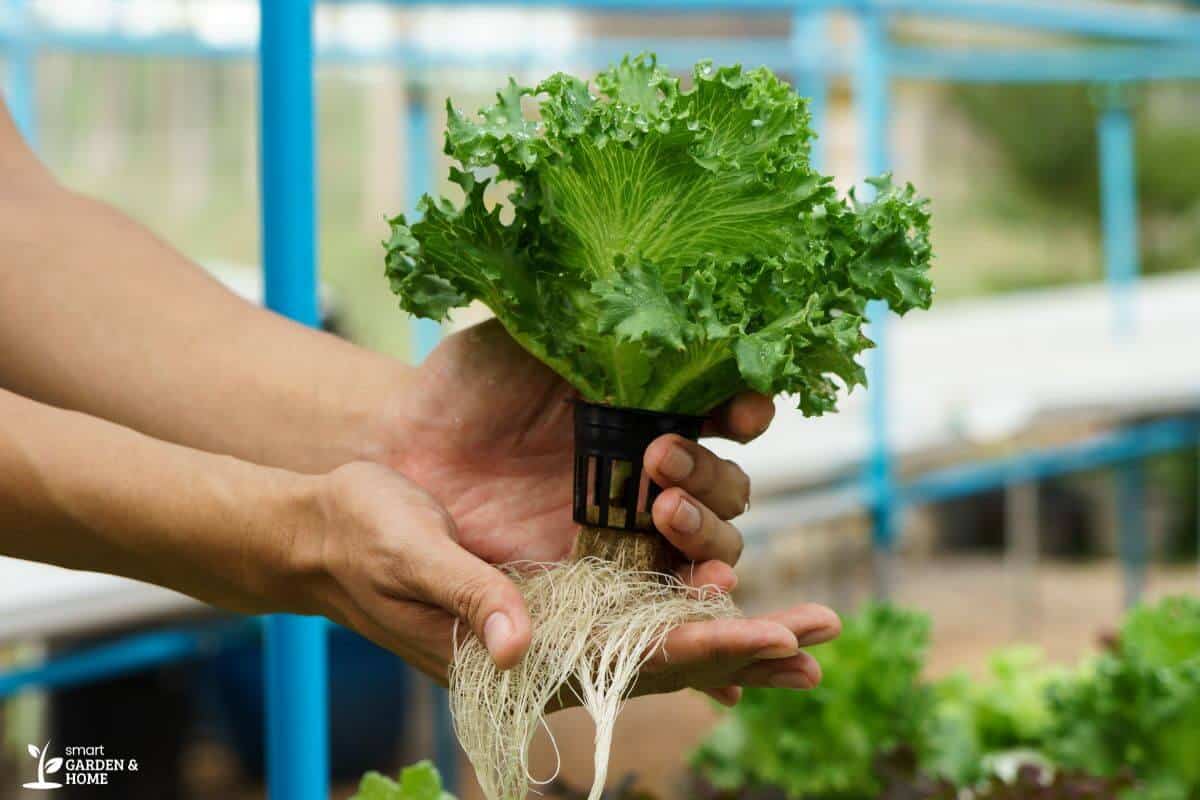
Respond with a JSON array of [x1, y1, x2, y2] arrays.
[[404, 87, 457, 789], [0, 623, 255, 699], [901, 417, 1200, 507], [878, 0, 1200, 44], [2, 0, 36, 147], [792, 7, 828, 171], [313, 0, 1200, 44], [894, 46, 1200, 84], [855, 6, 897, 595], [406, 90, 443, 364], [6, 24, 1200, 85], [1117, 460, 1146, 609], [258, 3, 329, 800], [1097, 97, 1140, 338]]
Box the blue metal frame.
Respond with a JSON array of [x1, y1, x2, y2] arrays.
[[406, 88, 444, 364], [403, 85, 458, 791], [791, 7, 828, 171], [1, 0, 1199, 795], [1097, 90, 1140, 338], [315, 0, 1200, 44], [2, 0, 35, 146], [258, 3, 329, 799], [8, 30, 1200, 85], [901, 418, 1200, 507], [1117, 460, 1147, 608], [0, 622, 256, 699], [855, 6, 898, 595]]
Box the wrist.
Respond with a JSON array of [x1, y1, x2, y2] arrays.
[[352, 358, 419, 468], [247, 469, 330, 616]]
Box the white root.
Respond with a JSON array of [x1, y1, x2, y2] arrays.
[[450, 556, 736, 800]]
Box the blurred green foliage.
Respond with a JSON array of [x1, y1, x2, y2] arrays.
[[950, 81, 1200, 275], [693, 605, 936, 799], [695, 597, 1200, 799]]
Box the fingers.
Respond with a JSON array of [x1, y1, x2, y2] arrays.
[[703, 686, 743, 707], [649, 617, 800, 672], [762, 603, 842, 647], [703, 393, 775, 443], [645, 435, 751, 521], [404, 513, 532, 670], [635, 603, 841, 700], [677, 559, 738, 593], [731, 650, 823, 689], [652, 487, 744, 566]]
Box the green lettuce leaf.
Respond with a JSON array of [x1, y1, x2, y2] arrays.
[[350, 761, 456, 800], [692, 604, 937, 798], [385, 54, 933, 415]]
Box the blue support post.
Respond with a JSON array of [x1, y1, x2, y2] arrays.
[[405, 85, 458, 792], [792, 7, 828, 170], [1096, 88, 1140, 338], [856, 3, 897, 597], [3, 0, 37, 147], [407, 88, 443, 363], [258, 3, 329, 799], [1117, 460, 1146, 609], [1099, 96, 1155, 609]]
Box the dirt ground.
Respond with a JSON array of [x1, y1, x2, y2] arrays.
[[445, 556, 1199, 800]]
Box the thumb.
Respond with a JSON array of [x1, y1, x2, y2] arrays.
[[414, 534, 532, 670]]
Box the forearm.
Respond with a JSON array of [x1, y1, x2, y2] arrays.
[[0, 388, 320, 613], [0, 105, 411, 473]]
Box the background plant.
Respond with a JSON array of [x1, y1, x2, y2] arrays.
[[693, 597, 1200, 800]]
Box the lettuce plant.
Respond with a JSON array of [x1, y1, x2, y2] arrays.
[[385, 54, 932, 416], [382, 55, 934, 800]]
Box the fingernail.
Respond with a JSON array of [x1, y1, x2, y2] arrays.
[[672, 498, 702, 534], [769, 671, 815, 690], [659, 446, 695, 481], [483, 612, 513, 658], [754, 644, 801, 660], [796, 625, 837, 647], [803, 659, 823, 687]]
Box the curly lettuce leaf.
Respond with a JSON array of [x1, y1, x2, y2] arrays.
[[385, 54, 933, 415]]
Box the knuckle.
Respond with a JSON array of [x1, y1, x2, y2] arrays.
[[375, 556, 415, 599], [726, 460, 752, 508], [692, 447, 719, 487], [449, 572, 492, 623], [418, 501, 456, 534]]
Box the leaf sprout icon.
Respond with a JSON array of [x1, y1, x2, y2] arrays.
[[24, 740, 64, 790]]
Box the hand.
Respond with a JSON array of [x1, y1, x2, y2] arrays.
[[372, 320, 840, 701], [290, 461, 532, 677], [389, 319, 772, 568], [290, 460, 840, 708]]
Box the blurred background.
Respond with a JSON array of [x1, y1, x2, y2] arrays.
[[1, 0, 1199, 798]]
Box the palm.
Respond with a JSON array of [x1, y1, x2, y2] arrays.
[[384, 321, 839, 700], [392, 320, 580, 564]]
